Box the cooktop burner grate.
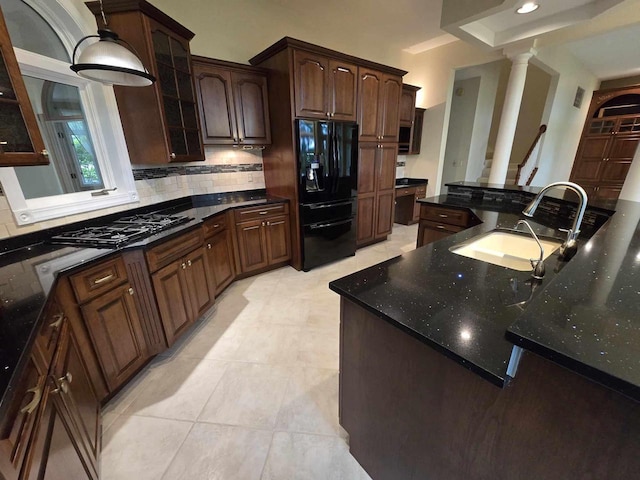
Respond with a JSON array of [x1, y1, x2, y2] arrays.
[[49, 213, 191, 248]]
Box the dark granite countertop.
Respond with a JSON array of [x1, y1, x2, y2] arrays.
[[331, 185, 640, 402], [395, 177, 429, 188], [0, 190, 287, 421]]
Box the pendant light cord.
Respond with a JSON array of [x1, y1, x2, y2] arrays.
[[99, 0, 108, 27]]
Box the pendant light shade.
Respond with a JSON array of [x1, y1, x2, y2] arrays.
[[70, 28, 155, 87]]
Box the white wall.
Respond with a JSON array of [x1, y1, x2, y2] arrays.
[[400, 41, 503, 195], [441, 77, 480, 189]]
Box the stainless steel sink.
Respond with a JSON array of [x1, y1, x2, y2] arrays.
[[449, 229, 563, 271]]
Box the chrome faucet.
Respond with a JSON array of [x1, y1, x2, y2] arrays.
[[522, 181, 588, 260], [514, 220, 545, 279]]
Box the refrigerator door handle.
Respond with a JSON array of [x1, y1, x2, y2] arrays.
[[309, 218, 354, 230], [305, 200, 354, 209]]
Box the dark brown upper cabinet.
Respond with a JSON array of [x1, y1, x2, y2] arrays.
[[358, 68, 402, 143], [399, 84, 420, 154], [0, 6, 48, 167], [86, 0, 204, 164], [192, 57, 271, 147], [293, 50, 357, 121]]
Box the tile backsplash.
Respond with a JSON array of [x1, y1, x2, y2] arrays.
[[0, 147, 265, 239]]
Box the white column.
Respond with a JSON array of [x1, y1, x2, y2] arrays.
[[488, 52, 533, 185]]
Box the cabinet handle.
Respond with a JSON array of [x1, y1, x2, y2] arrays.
[[128, 287, 134, 296], [187, 260, 192, 267], [58, 372, 72, 385], [436, 225, 446, 229], [261, 221, 266, 227], [170, 153, 176, 159], [239, 138, 244, 143], [52, 381, 69, 395], [207, 243, 212, 249], [266, 221, 270, 226], [93, 274, 114, 284], [20, 385, 42, 414], [50, 313, 64, 330], [438, 214, 448, 218], [259, 211, 268, 215], [181, 263, 187, 269], [0, 141, 7, 145], [212, 224, 220, 228]]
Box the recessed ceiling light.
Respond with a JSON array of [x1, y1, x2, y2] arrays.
[[516, 2, 540, 14]]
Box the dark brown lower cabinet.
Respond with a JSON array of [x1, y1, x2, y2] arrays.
[[235, 213, 291, 274], [205, 229, 236, 295], [152, 247, 215, 346], [417, 204, 478, 248], [81, 283, 149, 392]]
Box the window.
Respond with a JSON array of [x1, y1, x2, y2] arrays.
[[0, 0, 138, 225]]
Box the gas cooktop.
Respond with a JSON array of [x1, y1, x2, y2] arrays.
[[49, 213, 191, 248]]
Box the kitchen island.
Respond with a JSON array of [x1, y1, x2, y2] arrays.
[[329, 183, 640, 480]]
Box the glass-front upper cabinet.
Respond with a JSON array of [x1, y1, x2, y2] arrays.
[[0, 5, 47, 166], [85, 0, 204, 164]]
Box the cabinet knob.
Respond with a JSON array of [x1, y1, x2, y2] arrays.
[[170, 153, 176, 159], [187, 260, 192, 267], [58, 372, 73, 385], [207, 243, 212, 249], [41, 149, 49, 157], [128, 287, 135, 295], [266, 221, 270, 226], [234, 138, 238, 143], [20, 385, 42, 414], [181, 263, 187, 269], [261, 221, 265, 227]]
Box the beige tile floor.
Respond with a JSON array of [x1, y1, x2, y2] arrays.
[[101, 223, 418, 480]]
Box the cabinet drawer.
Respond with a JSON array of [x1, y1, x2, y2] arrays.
[[34, 300, 65, 368], [420, 219, 466, 234], [234, 203, 288, 223], [70, 256, 128, 304], [415, 185, 427, 197], [146, 228, 204, 273], [395, 186, 416, 197], [420, 205, 470, 227], [202, 214, 227, 238]]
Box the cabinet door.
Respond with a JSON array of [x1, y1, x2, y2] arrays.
[[356, 195, 376, 246], [0, 7, 47, 167], [149, 20, 203, 161], [265, 215, 291, 265], [152, 260, 194, 346], [570, 135, 609, 183], [206, 230, 235, 295], [375, 190, 395, 239], [601, 134, 640, 183], [50, 324, 100, 478], [236, 219, 269, 273], [376, 144, 397, 192], [358, 69, 382, 142], [357, 143, 377, 195], [22, 385, 95, 480], [410, 108, 425, 155], [417, 222, 454, 248], [399, 88, 416, 124], [232, 71, 271, 145], [0, 355, 46, 480], [81, 283, 149, 391], [194, 64, 237, 145], [293, 50, 329, 119], [329, 60, 357, 121], [378, 74, 402, 143], [184, 247, 215, 320]]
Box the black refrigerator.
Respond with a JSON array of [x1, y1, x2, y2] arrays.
[[296, 119, 358, 271]]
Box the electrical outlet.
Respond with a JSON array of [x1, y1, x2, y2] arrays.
[[247, 173, 253, 183]]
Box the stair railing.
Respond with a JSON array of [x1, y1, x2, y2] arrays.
[[515, 124, 547, 185]]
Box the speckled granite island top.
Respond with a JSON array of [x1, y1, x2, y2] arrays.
[[330, 184, 640, 402], [0, 190, 287, 419]]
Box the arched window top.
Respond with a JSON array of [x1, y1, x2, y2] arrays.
[[0, 0, 69, 62], [594, 93, 640, 118]]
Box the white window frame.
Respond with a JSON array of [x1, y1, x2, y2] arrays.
[[0, 0, 138, 225]]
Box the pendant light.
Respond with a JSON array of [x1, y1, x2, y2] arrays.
[[70, 0, 155, 87]]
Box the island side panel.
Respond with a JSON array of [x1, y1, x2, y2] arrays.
[[339, 298, 640, 480]]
